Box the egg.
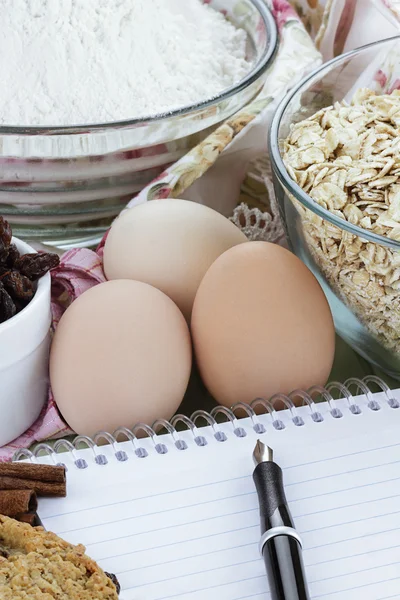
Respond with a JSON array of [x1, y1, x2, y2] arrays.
[[103, 199, 247, 320], [50, 280, 192, 436], [191, 242, 335, 407]]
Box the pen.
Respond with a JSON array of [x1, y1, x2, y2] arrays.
[[252, 440, 310, 600]]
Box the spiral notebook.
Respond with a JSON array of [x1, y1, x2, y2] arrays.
[[14, 377, 400, 600]]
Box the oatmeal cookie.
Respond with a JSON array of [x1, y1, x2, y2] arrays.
[[0, 515, 118, 599]]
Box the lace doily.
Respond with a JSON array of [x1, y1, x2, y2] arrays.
[[230, 156, 286, 246]]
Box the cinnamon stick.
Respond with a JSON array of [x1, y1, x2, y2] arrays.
[[0, 463, 66, 497], [0, 463, 65, 483], [0, 490, 37, 517], [16, 512, 43, 527], [0, 476, 66, 497]]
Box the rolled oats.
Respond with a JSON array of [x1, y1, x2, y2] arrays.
[[283, 88, 400, 353]]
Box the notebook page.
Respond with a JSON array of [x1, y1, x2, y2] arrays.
[[37, 391, 400, 600]]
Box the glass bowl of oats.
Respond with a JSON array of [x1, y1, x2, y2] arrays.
[[270, 36, 400, 379]]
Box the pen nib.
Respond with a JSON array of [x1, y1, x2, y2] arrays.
[[253, 440, 273, 466]]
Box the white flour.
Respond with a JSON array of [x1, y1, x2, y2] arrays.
[[0, 0, 251, 127]]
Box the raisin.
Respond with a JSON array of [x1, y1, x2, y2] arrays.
[[1, 270, 34, 301], [0, 216, 60, 324], [5, 243, 20, 268], [0, 217, 12, 264], [13, 298, 30, 313], [14, 252, 60, 281], [105, 573, 121, 594], [0, 282, 16, 323]]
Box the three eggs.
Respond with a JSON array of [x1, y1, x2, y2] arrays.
[[50, 199, 335, 435]]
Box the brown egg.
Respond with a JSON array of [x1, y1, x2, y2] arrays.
[[50, 280, 192, 436], [191, 242, 335, 407], [103, 199, 247, 321]]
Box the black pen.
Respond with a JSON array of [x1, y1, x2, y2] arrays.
[[252, 440, 310, 600]]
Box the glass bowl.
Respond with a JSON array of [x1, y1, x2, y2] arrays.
[[0, 0, 277, 250], [270, 36, 400, 380]]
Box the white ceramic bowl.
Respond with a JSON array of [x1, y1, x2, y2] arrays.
[[0, 238, 51, 446]]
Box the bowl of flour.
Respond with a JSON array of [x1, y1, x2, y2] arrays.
[[0, 0, 277, 248]]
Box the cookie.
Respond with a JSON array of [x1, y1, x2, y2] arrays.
[[0, 515, 118, 599]]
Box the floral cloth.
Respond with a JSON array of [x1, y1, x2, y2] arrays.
[[292, 0, 398, 60], [2, 0, 399, 461]]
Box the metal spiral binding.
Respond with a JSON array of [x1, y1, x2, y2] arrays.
[[12, 376, 399, 468]]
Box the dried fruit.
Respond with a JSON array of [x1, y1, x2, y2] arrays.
[[14, 253, 60, 281], [0, 216, 60, 325], [105, 573, 121, 595], [0, 217, 12, 263], [5, 243, 20, 268], [0, 271, 34, 301], [0, 283, 16, 323]]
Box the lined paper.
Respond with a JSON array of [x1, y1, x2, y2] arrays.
[[37, 391, 400, 599]]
